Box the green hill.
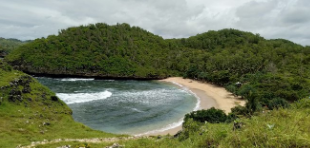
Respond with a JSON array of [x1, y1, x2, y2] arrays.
[[167, 29, 310, 112], [0, 38, 29, 57], [5, 23, 173, 79]]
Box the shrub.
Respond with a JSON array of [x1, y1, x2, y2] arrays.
[[292, 98, 310, 109], [185, 107, 227, 123], [231, 106, 249, 117], [267, 97, 289, 110], [179, 118, 202, 140]]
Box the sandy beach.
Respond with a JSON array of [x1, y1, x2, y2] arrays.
[[143, 77, 246, 136]]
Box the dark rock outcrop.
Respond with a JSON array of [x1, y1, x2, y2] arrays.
[[22, 84, 31, 93], [9, 89, 22, 102], [51, 96, 59, 101]]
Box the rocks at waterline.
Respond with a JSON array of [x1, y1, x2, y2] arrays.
[[105, 143, 124, 148], [57, 145, 71, 148]]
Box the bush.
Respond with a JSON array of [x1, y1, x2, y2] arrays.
[[185, 107, 228, 123], [237, 84, 256, 98], [292, 98, 310, 109], [267, 97, 289, 110], [275, 89, 299, 101], [179, 118, 202, 140], [231, 106, 249, 116]]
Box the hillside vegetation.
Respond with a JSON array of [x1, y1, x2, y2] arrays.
[[6, 23, 173, 79], [168, 29, 310, 114], [0, 38, 29, 57]]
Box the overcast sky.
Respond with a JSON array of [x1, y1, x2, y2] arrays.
[[0, 0, 309, 45]]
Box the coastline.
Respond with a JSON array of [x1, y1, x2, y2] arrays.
[[142, 77, 246, 136]]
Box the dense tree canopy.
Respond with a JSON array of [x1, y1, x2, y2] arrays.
[[5, 23, 174, 78], [170, 29, 310, 111], [168, 29, 310, 112], [5, 23, 310, 106], [0, 38, 29, 57]]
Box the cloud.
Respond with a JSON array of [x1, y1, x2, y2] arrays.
[[236, 0, 278, 18], [234, 0, 310, 45], [0, 0, 309, 45], [280, 1, 310, 25]]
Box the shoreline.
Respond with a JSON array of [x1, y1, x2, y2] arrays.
[[19, 72, 166, 81], [140, 77, 246, 136]]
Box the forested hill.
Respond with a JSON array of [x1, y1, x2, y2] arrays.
[[5, 23, 310, 105], [5, 23, 173, 79], [168, 29, 310, 111], [0, 38, 29, 57]]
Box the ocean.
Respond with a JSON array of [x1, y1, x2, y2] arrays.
[[36, 77, 198, 135]]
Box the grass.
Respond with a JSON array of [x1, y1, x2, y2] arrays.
[[31, 141, 113, 148]]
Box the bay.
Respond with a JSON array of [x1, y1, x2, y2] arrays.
[[36, 77, 197, 135]]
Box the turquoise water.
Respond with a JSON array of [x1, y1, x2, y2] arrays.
[[36, 77, 198, 135]]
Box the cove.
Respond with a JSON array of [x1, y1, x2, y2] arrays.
[[36, 77, 198, 135]]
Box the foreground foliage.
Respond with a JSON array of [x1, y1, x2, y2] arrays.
[[184, 107, 229, 123]]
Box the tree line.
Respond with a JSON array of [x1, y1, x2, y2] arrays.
[[0, 38, 30, 57]]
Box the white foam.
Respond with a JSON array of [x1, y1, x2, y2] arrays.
[[134, 118, 184, 136], [131, 108, 144, 113], [56, 90, 112, 104], [171, 81, 184, 88], [118, 89, 182, 106], [170, 82, 200, 111], [188, 89, 201, 111], [134, 82, 200, 137], [60, 78, 95, 82], [134, 81, 201, 136]]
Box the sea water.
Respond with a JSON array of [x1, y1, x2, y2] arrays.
[[36, 77, 198, 135]]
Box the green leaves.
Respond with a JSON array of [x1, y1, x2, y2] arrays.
[[5, 23, 172, 78], [185, 107, 228, 123]]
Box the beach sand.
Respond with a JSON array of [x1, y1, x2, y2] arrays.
[[142, 77, 246, 136]]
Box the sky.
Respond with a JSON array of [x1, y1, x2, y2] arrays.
[[0, 0, 309, 46]]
